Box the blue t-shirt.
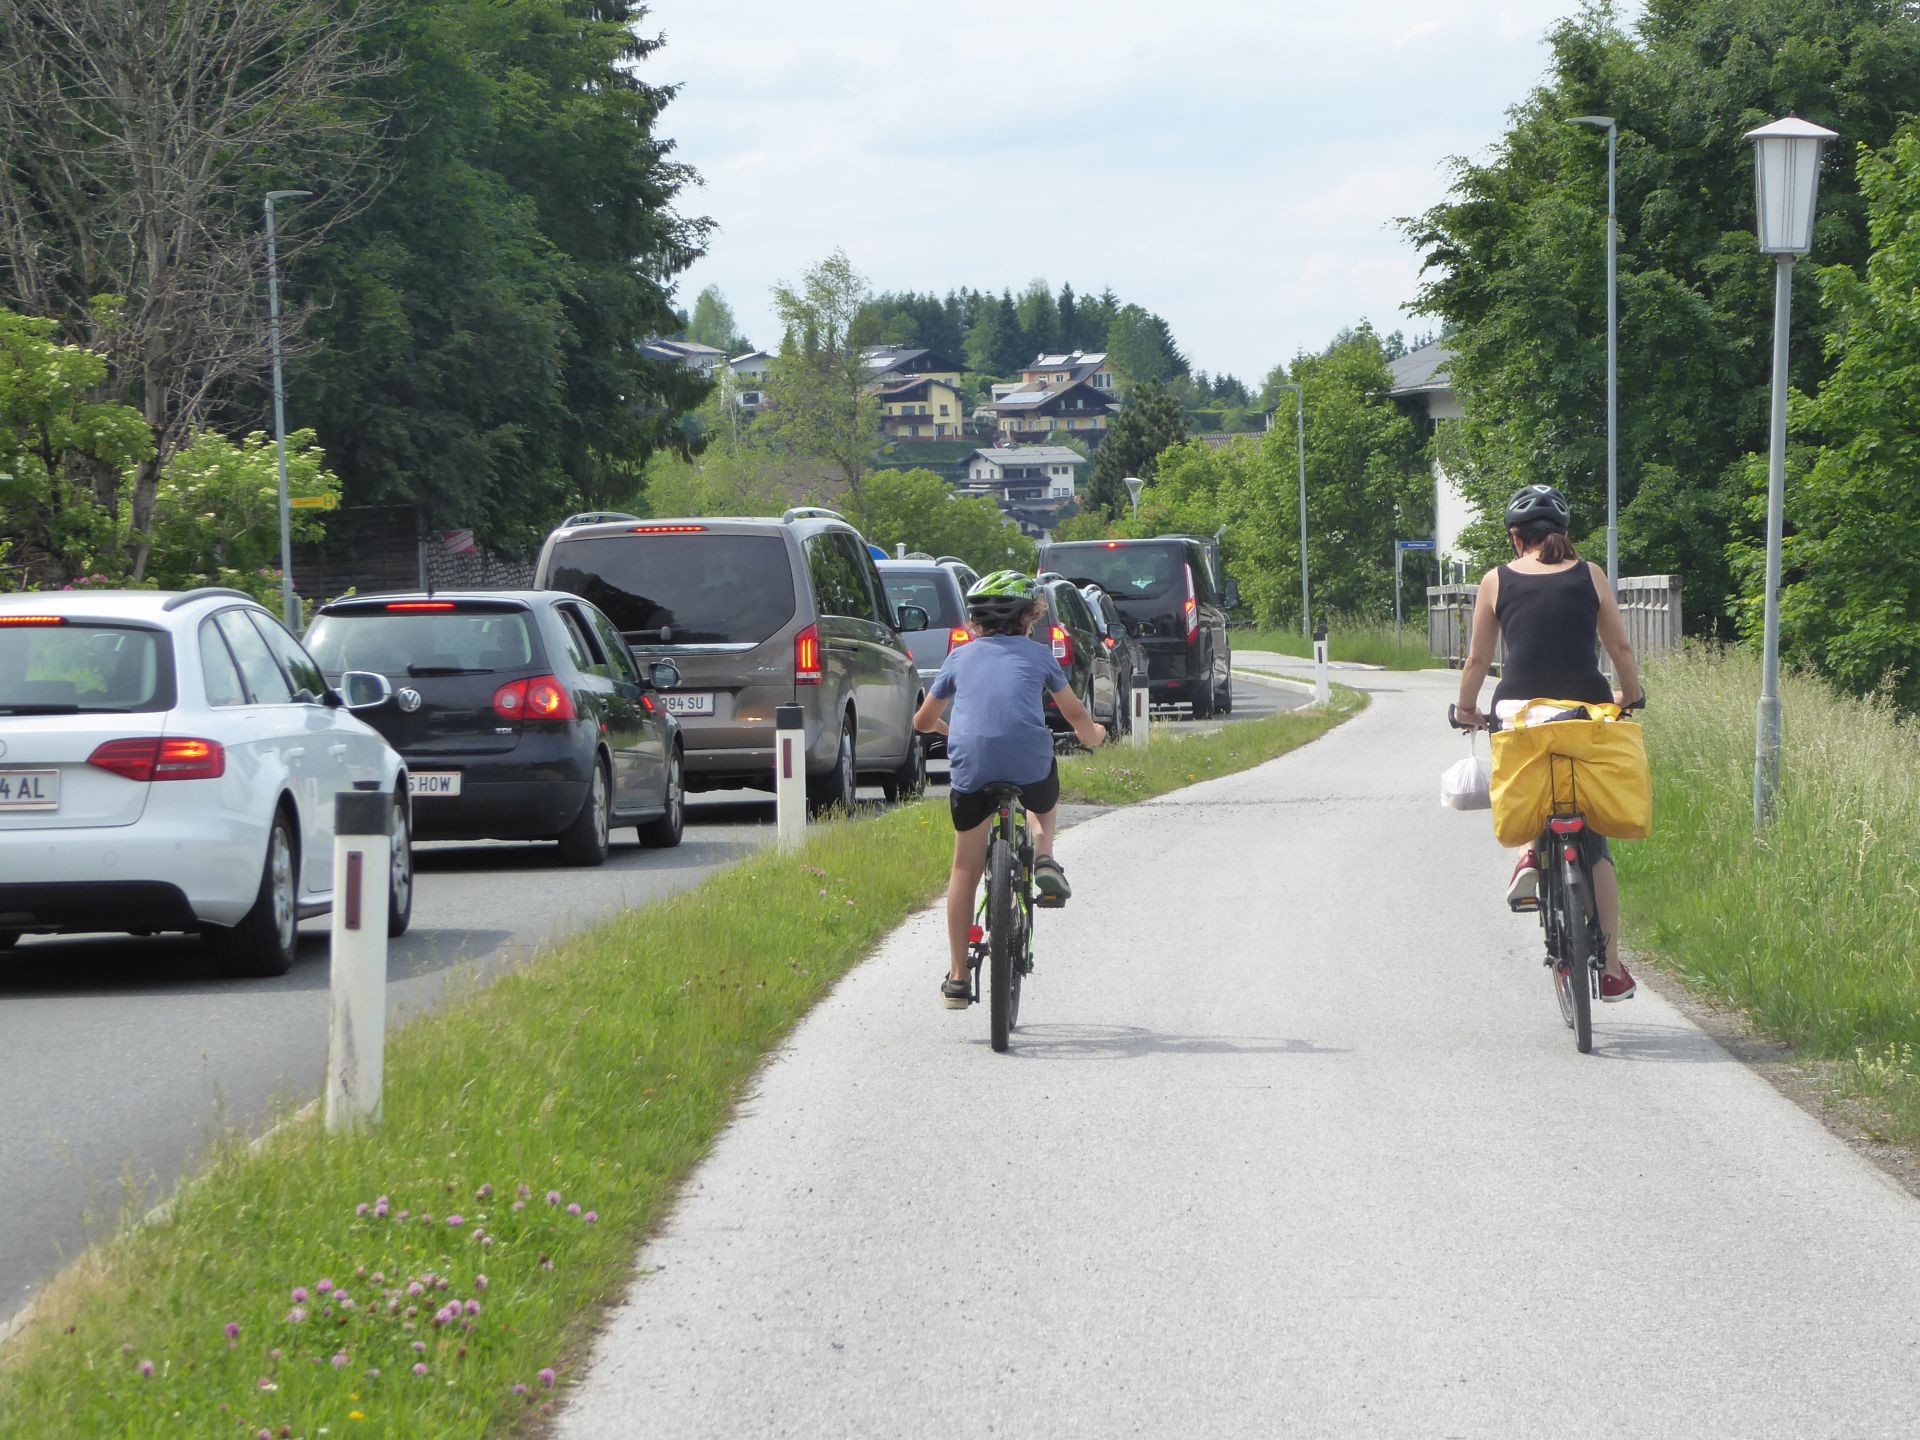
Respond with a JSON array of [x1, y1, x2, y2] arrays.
[[928, 635, 1069, 794]]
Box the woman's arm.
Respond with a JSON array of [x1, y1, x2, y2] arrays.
[[1453, 569, 1501, 724], [1591, 563, 1643, 706]]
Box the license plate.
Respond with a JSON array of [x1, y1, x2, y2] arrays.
[[662, 692, 714, 717], [0, 769, 59, 811], [408, 771, 462, 797]]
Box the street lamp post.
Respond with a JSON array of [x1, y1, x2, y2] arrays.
[[1571, 115, 1619, 587], [1271, 384, 1309, 636], [1745, 115, 1836, 831], [1123, 475, 1144, 524], [265, 189, 312, 633]]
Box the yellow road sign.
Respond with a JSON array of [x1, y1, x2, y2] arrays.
[[288, 495, 338, 511]]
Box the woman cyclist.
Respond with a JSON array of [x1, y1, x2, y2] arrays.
[[1453, 484, 1645, 1002]]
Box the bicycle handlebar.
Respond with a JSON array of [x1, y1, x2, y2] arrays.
[[1448, 691, 1648, 733]]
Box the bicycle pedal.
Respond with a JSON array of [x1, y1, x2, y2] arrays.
[[1033, 895, 1067, 909], [1509, 898, 1540, 914]]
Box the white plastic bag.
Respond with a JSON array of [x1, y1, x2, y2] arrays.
[[1440, 737, 1492, 811]]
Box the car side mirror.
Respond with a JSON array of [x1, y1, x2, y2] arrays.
[[650, 661, 681, 691], [895, 604, 930, 633], [339, 670, 394, 711], [1223, 579, 1241, 610]]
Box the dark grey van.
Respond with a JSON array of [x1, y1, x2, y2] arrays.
[[1037, 537, 1233, 717], [535, 509, 929, 810]]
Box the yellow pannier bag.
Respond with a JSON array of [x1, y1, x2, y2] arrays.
[[1489, 699, 1652, 847]]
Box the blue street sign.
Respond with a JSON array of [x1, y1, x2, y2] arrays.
[[867, 543, 888, 560], [1397, 539, 1436, 551]]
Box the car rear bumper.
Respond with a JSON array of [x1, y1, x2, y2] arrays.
[[0, 801, 268, 931], [403, 751, 591, 841], [0, 881, 199, 935], [680, 713, 841, 788]]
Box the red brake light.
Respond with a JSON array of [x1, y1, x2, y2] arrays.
[[1103, 635, 1117, 650], [1563, 844, 1580, 862], [88, 737, 225, 782], [1104, 542, 1119, 550], [492, 675, 577, 722], [1183, 564, 1199, 643], [968, 925, 984, 944], [1050, 624, 1072, 666], [795, 624, 823, 685], [0, 615, 66, 626], [947, 627, 972, 654], [641, 694, 655, 713], [1548, 817, 1587, 835], [629, 525, 706, 534], [385, 601, 456, 612]]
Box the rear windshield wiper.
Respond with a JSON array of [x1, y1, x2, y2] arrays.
[[0, 703, 82, 715], [405, 665, 491, 676]]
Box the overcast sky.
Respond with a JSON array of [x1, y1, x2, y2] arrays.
[[642, 1, 1642, 383]]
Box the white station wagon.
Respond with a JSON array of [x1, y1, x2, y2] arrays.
[[0, 588, 413, 976]]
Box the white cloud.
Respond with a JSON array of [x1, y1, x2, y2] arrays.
[[643, 0, 1643, 379]]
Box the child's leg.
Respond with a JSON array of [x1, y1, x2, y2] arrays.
[[946, 819, 992, 981], [1029, 806, 1058, 860]]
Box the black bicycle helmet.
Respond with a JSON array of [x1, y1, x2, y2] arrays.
[[1504, 484, 1571, 531]]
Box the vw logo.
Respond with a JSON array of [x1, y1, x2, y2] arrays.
[[397, 688, 424, 713]]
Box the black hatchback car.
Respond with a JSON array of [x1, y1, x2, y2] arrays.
[[305, 591, 684, 865], [1034, 576, 1119, 740]]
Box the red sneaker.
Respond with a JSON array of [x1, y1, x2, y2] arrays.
[[1601, 964, 1636, 1003], [1505, 850, 1541, 909]]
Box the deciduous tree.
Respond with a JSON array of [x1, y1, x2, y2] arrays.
[[761, 250, 881, 508]]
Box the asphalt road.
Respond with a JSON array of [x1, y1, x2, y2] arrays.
[[559, 665, 1920, 1439], [0, 677, 1298, 1329]]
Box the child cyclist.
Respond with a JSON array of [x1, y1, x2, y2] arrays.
[[913, 571, 1106, 1009]]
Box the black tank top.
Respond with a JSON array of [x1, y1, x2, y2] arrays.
[[1491, 563, 1611, 707]]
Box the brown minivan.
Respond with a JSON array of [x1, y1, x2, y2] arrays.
[[535, 508, 929, 811]]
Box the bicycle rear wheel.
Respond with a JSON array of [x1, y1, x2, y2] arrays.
[[988, 833, 1018, 1052], [1551, 858, 1594, 1055]]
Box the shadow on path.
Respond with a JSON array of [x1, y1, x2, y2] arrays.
[[987, 1022, 1349, 1061]]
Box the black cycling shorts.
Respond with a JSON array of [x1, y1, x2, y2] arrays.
[[949, 762, 1060, 833]]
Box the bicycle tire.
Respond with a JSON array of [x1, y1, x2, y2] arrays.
[[988, 832, 1018, 1052], [1556, 851, 1595, 1055]]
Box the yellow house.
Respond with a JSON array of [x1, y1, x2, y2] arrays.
[[877, 378, 965, 441]]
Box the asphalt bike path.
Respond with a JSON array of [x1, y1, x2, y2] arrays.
[[558, 665, 1920, 1439], [0, 678, 1300, 1332]]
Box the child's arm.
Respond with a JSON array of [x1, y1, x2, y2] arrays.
[[913, 690, 948, 736], [1050, 685, 1106, 749]]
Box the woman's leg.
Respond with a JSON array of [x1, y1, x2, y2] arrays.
[[946, 820, 992, 982], [1591, 856, 1623, 979]]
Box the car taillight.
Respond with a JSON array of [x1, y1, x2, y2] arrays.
[[795, 624, 823, 685], [385, 601, 455, 612], [947, 628, 972, 654], [629, 524, 706, 534], [1050, 624, 1072, 666], [1183, 564, 1199, 643], [88, 737, 225, 782], [493, 675, 577, 722], [1103, 635, 1117, 651], [0, 615, 66, 626]]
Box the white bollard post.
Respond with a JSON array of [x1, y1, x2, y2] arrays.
[[775, 704, 807, 850], [1313, 623, 1330, 707], [326, 788, 391, 1133], [1129, 671, 1150, 750]]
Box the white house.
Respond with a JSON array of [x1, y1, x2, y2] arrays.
[[728, 350, 773, 413], [964, 446, 1086, 501], [1386, 340, 1470, 576]]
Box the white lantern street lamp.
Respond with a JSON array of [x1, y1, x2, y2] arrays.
[[1269, 384, 1310, 636], [1123, 475, 1144, 524], [1745, 115, 1837, 830]]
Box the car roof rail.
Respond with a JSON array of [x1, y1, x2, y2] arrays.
[[781, 506, 848, 525], [1034, 571, 1066, 583], [161, 586, 256, 611], [560, 510, 642, 528], [903, 551, 936, 561], [933, 555, 968, 566]]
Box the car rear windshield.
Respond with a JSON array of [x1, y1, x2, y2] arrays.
[[1044, 544, 1182, 602], [545, 534, 796, 645], [881, 570, 961, 628], [0, 622, 172, 713], [305, 609, 537, 676]]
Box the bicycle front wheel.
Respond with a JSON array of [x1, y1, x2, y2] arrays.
[[988, 835, 1018, 1052]]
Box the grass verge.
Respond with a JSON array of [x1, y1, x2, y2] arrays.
[[0, 698, 1363, 1439], [1234, 622, 1435, 671], [1057, 685, 1365, 805], [1617, 645, 1920, 1146]]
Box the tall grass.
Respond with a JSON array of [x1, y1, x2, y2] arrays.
[[1234, 621, 1435, 671], [1618, 646, 1920, 1070]]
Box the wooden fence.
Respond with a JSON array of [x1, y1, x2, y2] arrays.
[[1427, 573, 1682, 668]]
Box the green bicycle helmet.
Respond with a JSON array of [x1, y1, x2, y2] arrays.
[[966, 570, 1041, 629]]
